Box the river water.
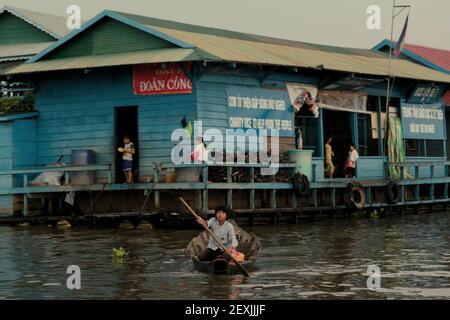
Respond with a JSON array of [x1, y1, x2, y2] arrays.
[[0, 212, 450, 300]]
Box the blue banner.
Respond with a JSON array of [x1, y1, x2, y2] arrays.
[[400, 102, 445, 140], [226, 85, 295, 137]]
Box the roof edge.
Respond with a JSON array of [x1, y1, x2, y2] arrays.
[[1, 6, 61, 39], [27, 10, 195, 64], [372, 39, 450, 75]]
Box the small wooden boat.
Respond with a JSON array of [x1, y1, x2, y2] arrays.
[[186, 220, 261, 275]]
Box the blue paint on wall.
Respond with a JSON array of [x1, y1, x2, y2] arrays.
[[34, 66, 197, 180]]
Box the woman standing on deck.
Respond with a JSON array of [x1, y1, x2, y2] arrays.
[[325, 137, 336, 178]]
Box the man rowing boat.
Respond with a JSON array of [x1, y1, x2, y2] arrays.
[[196, 205, 239, 261]]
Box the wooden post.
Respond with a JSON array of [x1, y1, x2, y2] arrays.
[[64, 172, 69, 185], [227, 167, 232, 209], [270, 189, 276, 209], [367, 187, 372, 205], [430, 184, 434, 200], [376, 96, 384, 157], [23, 194, 28, 216], [313, 189, 318, 207], [317, 109, 324, 158], [331, 188, 336, 207], [415, 184, 420, 201], [154, 190, 160, 211], [108, 169, 112, 184], [401, 185, 405, 203], [445, 183, 449, 199], [430, 165, 434, 179], [249, 167, 255, 210], [291, 191, 297, 209], [154, 166, 160, 211], [202, 166, 208, 214]]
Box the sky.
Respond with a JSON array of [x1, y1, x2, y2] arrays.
[[1, 0, 449, 50]]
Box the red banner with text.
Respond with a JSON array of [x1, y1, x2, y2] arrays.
[[133, 63, 192, 95]]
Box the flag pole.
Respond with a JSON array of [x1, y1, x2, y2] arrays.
[[385, 0, 395, 152], [385, 1, 410, 170]]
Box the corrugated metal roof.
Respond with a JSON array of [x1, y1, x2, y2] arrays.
[[0, 42, 54, 62], [146, 24, 450, 83], [115, 11, 385, 58], [6, 10, 450, 84], [403, 43, 450, 74], [1, 6, 70, 39], [6, 48, 201, 74], [0, 61, 21, 74], [372, 40, 450, 75]]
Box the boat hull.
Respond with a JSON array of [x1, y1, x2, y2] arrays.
[[186, 220, 261, 276]]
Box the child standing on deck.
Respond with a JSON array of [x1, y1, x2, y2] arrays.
[[345, 143, 359, 178], [118, 135, 135, 183]]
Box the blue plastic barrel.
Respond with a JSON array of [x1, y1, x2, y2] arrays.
[[288, 150, 314, 179], [71, 150, 95, 185], [71, 150, 94, 165]]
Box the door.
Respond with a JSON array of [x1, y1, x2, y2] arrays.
[[115, 106, 139, 183], [322, 109, 352, 177]]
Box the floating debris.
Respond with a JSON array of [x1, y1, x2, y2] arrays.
[[112, 247, 129, 264], [136, 220, 153, 230], [118, 220, 134, 229], [17, 222, 30, 228], [56, 220, 71, 229]]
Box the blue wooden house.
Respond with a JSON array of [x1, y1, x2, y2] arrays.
[[1, 10, 450, 221]]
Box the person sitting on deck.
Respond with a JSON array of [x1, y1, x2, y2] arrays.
[[191, 136, 208, 162], [196, 205, 239, 261], [118, 134, 135, 184]]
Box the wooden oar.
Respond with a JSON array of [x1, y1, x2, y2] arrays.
[[179, 197, 250, 277]]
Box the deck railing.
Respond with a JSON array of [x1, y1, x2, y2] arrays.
[[0, 164, 112, 188], [154, 162, 299, 213], [385, 161, 450, 180]]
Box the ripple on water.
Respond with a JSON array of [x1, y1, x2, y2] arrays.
[[1, 213, 450, 299]]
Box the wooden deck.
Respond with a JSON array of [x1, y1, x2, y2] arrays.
[[1, 161, 450, 218]]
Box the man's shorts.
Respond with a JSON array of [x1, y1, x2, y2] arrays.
[[122, 160, 133, 172]]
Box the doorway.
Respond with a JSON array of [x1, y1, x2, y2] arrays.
[[322, 109, 352, 178], [115, 106, 139, 183]]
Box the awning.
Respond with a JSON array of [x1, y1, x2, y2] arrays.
[[317, 90, 369, 114], [318, 103, 371, 114]]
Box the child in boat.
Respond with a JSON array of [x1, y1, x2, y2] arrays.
[[196, 205, 238, 261]]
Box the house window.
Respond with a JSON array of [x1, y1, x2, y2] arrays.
[[426, 140, 444, 157], [405, 139, 444, 157]]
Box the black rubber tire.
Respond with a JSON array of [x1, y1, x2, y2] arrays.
[[293, 173, 310, 197], [385, 181, 401, 204], [344, 182, 365, 210]]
